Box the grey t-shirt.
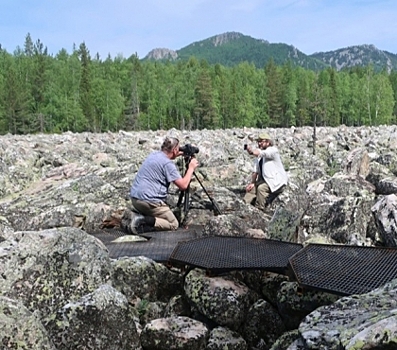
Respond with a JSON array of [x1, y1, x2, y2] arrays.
[[130, 151, 182, 203]]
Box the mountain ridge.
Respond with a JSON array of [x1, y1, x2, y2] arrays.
[[143, 32, 397, 71]]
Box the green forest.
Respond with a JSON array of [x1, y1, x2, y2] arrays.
[[1, 34, 397, 135]]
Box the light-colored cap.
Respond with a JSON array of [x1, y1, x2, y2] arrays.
[[256, 133, 271, 141]]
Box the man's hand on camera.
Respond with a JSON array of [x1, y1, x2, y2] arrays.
[[246, 146, 260, 156], [188, 158, 199, 170], [246, 145, 254, 155]]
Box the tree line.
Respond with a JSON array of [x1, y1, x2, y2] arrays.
[[1, 34, 397, 135]]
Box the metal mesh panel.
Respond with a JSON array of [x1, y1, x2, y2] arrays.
[[289, 244, 397, 296], [91, 228, 200, 262], [169, 236, 303, 274]]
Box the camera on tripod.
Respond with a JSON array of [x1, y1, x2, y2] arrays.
[[179, 144, 199, 157], [176, 142, 222, 223]]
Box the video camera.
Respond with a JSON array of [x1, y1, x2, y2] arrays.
[[179, 144, 199, 157]]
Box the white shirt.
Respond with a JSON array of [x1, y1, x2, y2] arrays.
[[253, 146, 288, 192]]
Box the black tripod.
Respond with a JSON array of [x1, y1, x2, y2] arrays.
[[176, 155, 222, 225]]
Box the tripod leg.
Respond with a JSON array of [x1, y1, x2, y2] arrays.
[[177, 190, 185, 208], [183, 184, 190, 214], [193, 172, 222, 215]]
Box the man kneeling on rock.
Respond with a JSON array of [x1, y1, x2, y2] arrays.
[[244, 133, 288, 211], [123, 136, 199, 234]]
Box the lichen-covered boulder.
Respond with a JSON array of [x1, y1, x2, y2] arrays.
[[140, 316, 209, 350], [111, 256, 183, 302], [206, 326, 247, 350], [137, 300, 167, 326], [297, 174, 376, 245], [48, 284, 140, 350], [243, 299, 286, 349], [341, 147, 370, 178], [184, 269, 258, 331], [202, 212, 267, 238], [0, 296, 55, 349], [372, 194, 397, 246], [267, 206, 302, 242], [0, 227, 112, 327], [231, 270, 289, 306], [163, 294, 191, 318], [367, 161, 397, 195], [297, 278, 397, 349], [260, 272, 290, 305], [199, 189, 273, 237], [277, 281, 339, 330], [0, 216, 14, 240], [269, 330, 301, 350]]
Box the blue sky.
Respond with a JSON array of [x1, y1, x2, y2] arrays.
[[2, 0, 396, 59]]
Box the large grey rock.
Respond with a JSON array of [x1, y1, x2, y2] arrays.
[[184, 269, 258, 332], [296, 278, 397, 349], [372, 194, 397, 246], [206, 326, 247, 350], [243, 299, 286, 349], [341, 147, 370, 178], [297, 173, 376, 245], [111, 256, 183, 302], [137, 300, 167, 326], [277, 282, 339, 330], [163, 294, 191, 318], [0, 227, 112, 329], [140, 316, 209, 350], [270, 330, 300, 350], [231, 270, 289, 307], [49, 284, 141, 350], [0, 296, 55, 349]]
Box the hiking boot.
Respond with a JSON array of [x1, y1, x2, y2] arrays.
[[130, 213, 146, 234]]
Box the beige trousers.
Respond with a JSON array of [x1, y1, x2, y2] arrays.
[[131, 198, 179, 231], [244, 180, 284, 211]]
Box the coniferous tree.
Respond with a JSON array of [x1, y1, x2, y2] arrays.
[[232, 62, 258, 127], [179, 59, 200, 129], [124, 55, 142, 130], [139, 61, 157, 129], [2, 49, 30, 133], [30, 39, 49, 133], [280, 62, 297, 127], [265, 59, 283, 126], [371, 70, 394, 125], [389, 70, 397, 122], [0, 49, 7, 132], [24, 33, 34, 57], [193, 63, 217, 129], [296, 68, 315, 126], [213, 63, 232, 128], [48, 48, 84, 132], [349, 72, 365, 126], [363, 65, 374, 125], [254, 67, 268, 128], [328, 68, 340, 126], [78, 42, 94, 131]]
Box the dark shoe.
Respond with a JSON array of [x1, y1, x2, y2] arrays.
[[130, 213, 146, 234]]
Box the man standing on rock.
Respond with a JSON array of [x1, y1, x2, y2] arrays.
[[244, 133, 288, 211], [124, 136, 199, 234]]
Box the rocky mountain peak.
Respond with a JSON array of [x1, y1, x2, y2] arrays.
[[145, 48, 178, 60], [311, 43, 397, 71], [211, 32, 242, 46]]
